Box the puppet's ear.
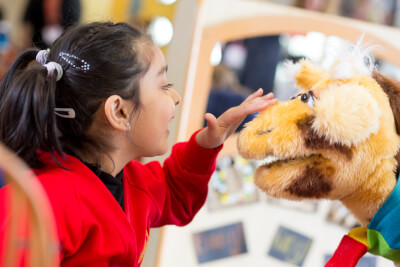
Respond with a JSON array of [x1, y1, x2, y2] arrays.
[[373, 71, 400, 135], [373, 71, 400, 165], [294, 60, 331, 91]]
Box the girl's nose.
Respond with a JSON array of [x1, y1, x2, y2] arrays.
[[169, 87, 181, 105]]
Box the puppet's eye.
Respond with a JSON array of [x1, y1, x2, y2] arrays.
[[300, 93, 309, 102], [300, 92, 314, 108]]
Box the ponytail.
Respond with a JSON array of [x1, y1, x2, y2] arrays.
[[0, 49, 63, 168]]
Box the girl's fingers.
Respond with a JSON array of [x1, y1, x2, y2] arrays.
[[239, 98, 278, 117], [244, 88, 263, 101], [262, 92, 274, 100], [244, 90, 275, 105], [210, 95, 278, 131]]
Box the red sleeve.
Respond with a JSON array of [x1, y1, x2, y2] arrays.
[[147, 129, 222, 227]]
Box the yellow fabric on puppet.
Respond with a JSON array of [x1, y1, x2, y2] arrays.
[[237, 40, 400, 267]]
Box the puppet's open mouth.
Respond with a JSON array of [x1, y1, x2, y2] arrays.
[[258, 154, 322, 169]]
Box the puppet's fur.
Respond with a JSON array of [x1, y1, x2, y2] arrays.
[[237, 43, 400, 232]]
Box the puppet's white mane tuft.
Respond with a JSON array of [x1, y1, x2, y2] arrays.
[[328, 37, 379, 79]]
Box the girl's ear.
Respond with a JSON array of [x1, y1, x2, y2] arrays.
[[104, 95, 131, 131]]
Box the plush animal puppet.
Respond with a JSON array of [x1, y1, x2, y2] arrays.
[[237, 42, 400, 266]]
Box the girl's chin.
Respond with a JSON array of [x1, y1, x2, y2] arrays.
[[145, 145, 169, 158], [159, 145, 169, 155]]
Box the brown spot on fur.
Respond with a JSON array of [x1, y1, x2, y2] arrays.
[[285, 161, 332, 198], [297, 116, 353, 160], [373, 71, 400, 167]]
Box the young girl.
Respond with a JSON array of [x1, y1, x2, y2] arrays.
[[0, 22, 277, 266]]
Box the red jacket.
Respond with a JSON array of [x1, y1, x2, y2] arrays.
[[1, 132, 222, 266]]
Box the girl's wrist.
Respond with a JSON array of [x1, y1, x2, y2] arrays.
[[195, 128, 208, 149]]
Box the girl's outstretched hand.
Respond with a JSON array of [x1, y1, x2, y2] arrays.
[[195, 88, 278, 149]]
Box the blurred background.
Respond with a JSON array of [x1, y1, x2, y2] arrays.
[[1, 0, 400, 90], [2, 0, 400, 267]]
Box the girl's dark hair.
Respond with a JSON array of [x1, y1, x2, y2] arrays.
[[0, 22, 153, 168]]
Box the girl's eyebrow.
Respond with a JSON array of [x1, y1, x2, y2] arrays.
[[158, 65, 168, 75]]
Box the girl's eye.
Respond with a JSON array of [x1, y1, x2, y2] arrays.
[[162, 83, 173, 90]]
